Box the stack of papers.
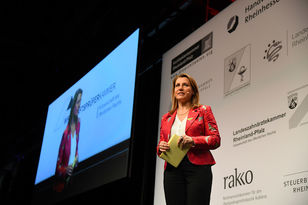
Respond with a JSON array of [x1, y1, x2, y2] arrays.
[[159, 134, 192, 167]]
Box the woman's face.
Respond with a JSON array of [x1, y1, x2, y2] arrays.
[[174, 77, 193, 104], [74, 93, 82, 116]]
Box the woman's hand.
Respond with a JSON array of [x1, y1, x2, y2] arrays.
[[178, 135, 195, 149], [159, 141, 170, 153], [66, 165, 74, 176]]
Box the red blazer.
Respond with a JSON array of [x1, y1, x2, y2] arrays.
[[55, 120, 80, 177], [157, 105, 220, 168]]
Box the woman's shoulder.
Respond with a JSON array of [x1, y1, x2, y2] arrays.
[[161, 111, 172, 121], [194, 104, 211, 112]]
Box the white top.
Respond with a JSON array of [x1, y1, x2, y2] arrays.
[[171, 115, 187, 137], [68, 132, 77, 166]]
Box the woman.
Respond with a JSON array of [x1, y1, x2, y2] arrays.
[[54, 88, 83, 192], [157, 73, 220, 205]]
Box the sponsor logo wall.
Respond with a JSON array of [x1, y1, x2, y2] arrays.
[[154, 0, 308, 204]]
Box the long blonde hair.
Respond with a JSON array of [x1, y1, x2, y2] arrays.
[[169, 73, 200, 114]]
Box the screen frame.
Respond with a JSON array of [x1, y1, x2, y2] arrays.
[[32, 27, 141, 205]]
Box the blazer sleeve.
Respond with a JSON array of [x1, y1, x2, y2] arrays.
[[74, 119, 81, 167], [156, 113, 169, 156], [55, 132, 67, 177], [192, 105, 221, 150]]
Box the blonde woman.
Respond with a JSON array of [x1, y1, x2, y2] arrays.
[[157, 73, 220, 205]]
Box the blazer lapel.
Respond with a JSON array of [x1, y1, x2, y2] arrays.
[[166, 110, 177, 139], [185, 108, 199, 132]]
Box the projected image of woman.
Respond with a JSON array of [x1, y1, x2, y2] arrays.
[[54, 88, 83, 192], [157, 73, 220, 205]]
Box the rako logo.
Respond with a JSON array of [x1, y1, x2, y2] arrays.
[[224, 168, 254, 189]]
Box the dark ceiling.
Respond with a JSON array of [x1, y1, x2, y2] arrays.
[[0, 0, 234, 202], [1, 0, 234, 166]]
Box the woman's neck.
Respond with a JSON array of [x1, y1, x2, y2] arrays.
[[177, 101, 192, 113]]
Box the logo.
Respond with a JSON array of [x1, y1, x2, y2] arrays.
[[224, 44, 251, 96], [228, 57, 236, 72], [283, 172, 308, 194], [227, 59, 247, 81], [224, 168, 254, 189], [288, 84, 308, 129], [227, 15, 239, 33], [238, 66, 247, 82], [263, 40, 282, 62], [171, 32, 213, 74], [288, 93, 298, 109]]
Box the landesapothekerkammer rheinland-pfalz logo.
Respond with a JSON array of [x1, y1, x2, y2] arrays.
[[224, 44, 251, 96]]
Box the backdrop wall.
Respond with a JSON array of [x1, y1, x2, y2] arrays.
[[154, 0, 308, 204]]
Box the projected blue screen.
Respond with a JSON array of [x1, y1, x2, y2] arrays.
[[35, 29, 139, 185]]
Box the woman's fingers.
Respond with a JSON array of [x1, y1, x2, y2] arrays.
[[178, 135, 193, 149], [160, 141, 170, 152], [177, 136, 183, 146]]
